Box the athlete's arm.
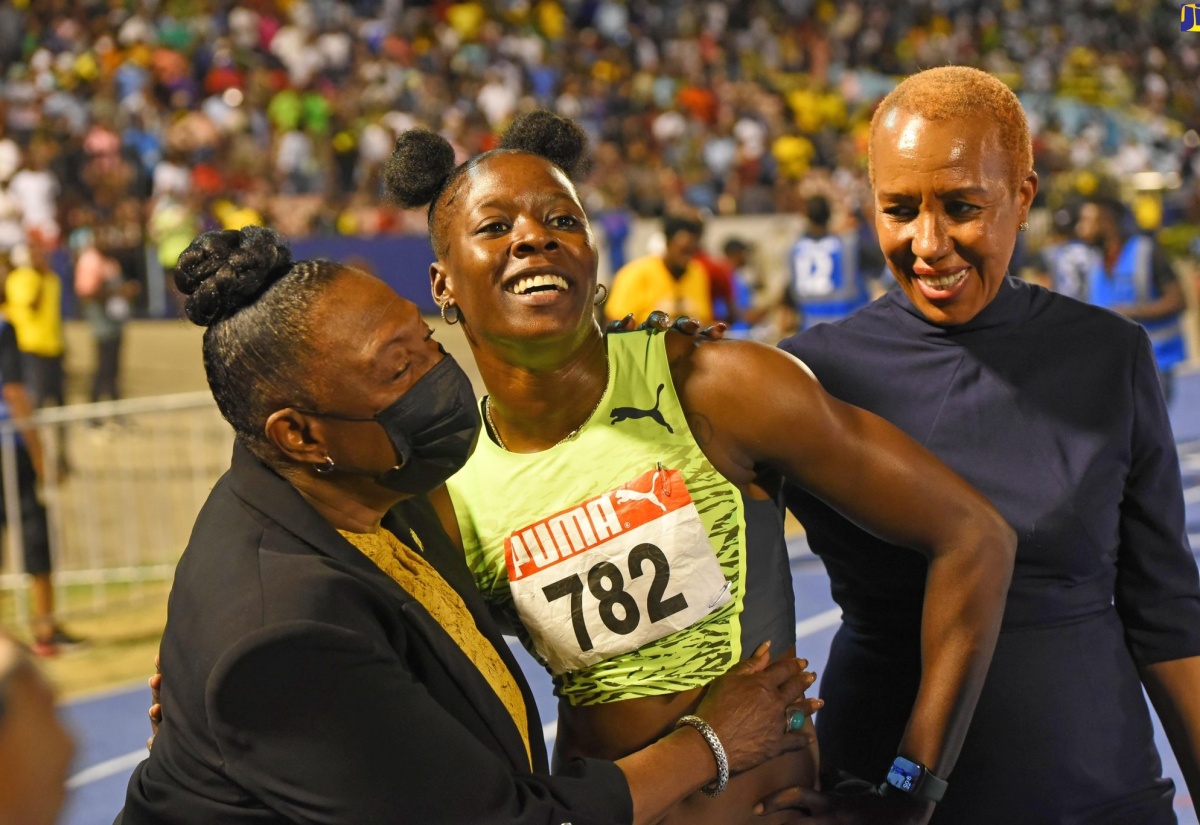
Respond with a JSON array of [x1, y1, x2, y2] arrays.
[[668, 334, 1016, 824], [1142, 657, 1200, 817]]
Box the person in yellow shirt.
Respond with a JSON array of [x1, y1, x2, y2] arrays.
[[771, 130, 816, 181], [4, 243, 65, 408], [605, 215, 713, 325]]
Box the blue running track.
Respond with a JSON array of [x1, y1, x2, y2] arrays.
[[57, 370, 1200, 825]]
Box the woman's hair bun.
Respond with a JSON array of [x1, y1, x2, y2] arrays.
[[383, 129, 457, 208], [174, 226, 294, 327], [500, 111, 589, 178]]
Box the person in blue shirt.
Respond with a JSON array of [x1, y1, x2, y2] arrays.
[[1030, 206, 1099, 301], [785, 195, 878, 329], [1075, 196, 1187, 401]]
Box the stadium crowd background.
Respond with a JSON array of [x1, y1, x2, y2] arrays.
[[0, 0, 1198, 315], [0, 5, 1197, 823]]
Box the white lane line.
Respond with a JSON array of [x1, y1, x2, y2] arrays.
[[66, 748, 145, 789], [795, 607, 842, 639]]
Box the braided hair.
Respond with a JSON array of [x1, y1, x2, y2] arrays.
[[174, 226, 347, 462], [382, 110, 590, 257]]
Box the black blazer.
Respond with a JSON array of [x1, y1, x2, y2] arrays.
[[118, 443, 632, 824]]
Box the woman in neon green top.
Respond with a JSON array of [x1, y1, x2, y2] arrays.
[[385, 111, 1017, 825]]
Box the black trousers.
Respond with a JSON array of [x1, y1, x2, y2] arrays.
[[92, 335, 123, 402], [23, 353, 65, 408], [0, 441, 51, 575]]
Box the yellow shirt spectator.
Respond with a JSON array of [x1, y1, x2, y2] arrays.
[[4, 265, 64, 358], [535, 0, 566, 38], [772, 133, 816, 180], [213, 199, 263, 231], [605, 255, 713, 325], [447, 1, 486, 40]]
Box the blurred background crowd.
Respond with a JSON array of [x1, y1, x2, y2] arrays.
[[0, 0, 1196, 382], [0, 6, 1198, 822]]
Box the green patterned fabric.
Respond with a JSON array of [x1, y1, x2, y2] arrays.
[[447, 331, 749, 706]]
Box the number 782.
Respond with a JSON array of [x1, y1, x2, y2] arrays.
[[541, 543, 689, 653]]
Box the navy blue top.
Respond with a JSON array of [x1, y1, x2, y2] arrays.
[[780, 277, 1200, 824]]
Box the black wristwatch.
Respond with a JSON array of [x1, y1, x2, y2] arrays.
[[882, 755, 948, 803]]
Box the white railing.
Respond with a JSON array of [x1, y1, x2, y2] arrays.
[[0, 393, 230, 625]]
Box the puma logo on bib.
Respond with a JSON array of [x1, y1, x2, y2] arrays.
[[609, 383, 674, 433], [506, 467, 732, 675]]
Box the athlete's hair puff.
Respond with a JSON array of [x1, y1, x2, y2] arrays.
[[499, 110, 589, 178], [382, 129, 457, 210], [383, 110, 590, 257]]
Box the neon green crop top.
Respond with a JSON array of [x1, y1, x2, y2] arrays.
[[448, 331, 771, 706]]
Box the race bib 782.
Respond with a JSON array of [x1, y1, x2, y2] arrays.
[[506, 467, 732, 675]]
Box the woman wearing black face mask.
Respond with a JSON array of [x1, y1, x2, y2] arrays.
[[116, 226, 820, 825]]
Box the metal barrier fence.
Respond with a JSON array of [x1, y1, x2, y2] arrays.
[[0, 393, 229, 626]]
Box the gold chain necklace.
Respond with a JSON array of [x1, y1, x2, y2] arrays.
[[484, 363, 610, 452]]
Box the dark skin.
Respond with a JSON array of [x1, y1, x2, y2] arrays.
[[430, 152, 1016, 825], [149, 269, 822, 825]]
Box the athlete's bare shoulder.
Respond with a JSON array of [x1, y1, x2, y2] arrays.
[[663, 329, 819, 395]]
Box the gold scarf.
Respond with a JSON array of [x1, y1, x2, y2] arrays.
[[338, 527, 532, 766]]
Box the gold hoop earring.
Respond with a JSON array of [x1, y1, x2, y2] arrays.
[[440, 301, 460, 325], [1019, 221, 1029, 232], [594, 283, 608, 306]]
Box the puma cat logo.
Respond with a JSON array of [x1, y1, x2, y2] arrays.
[[613, 469, 667, 512], [610, 384, 674, 434]]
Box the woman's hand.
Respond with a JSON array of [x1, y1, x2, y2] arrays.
[[694, 642, 821, 774], [608, 641, 822, 823], [605, 312, 729, 340], [146, 654, 162, 750]]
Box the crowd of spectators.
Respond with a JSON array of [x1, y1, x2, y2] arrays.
[[0, 0, 1197, 303]]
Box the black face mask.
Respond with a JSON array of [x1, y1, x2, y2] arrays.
[[298, 355, 480, 495]]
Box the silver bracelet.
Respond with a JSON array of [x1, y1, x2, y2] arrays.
[[674, 714, 729, 797]]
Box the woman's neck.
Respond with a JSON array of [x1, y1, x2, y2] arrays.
[[287, 470, 397, 534], [472, 328, 608, 453]]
